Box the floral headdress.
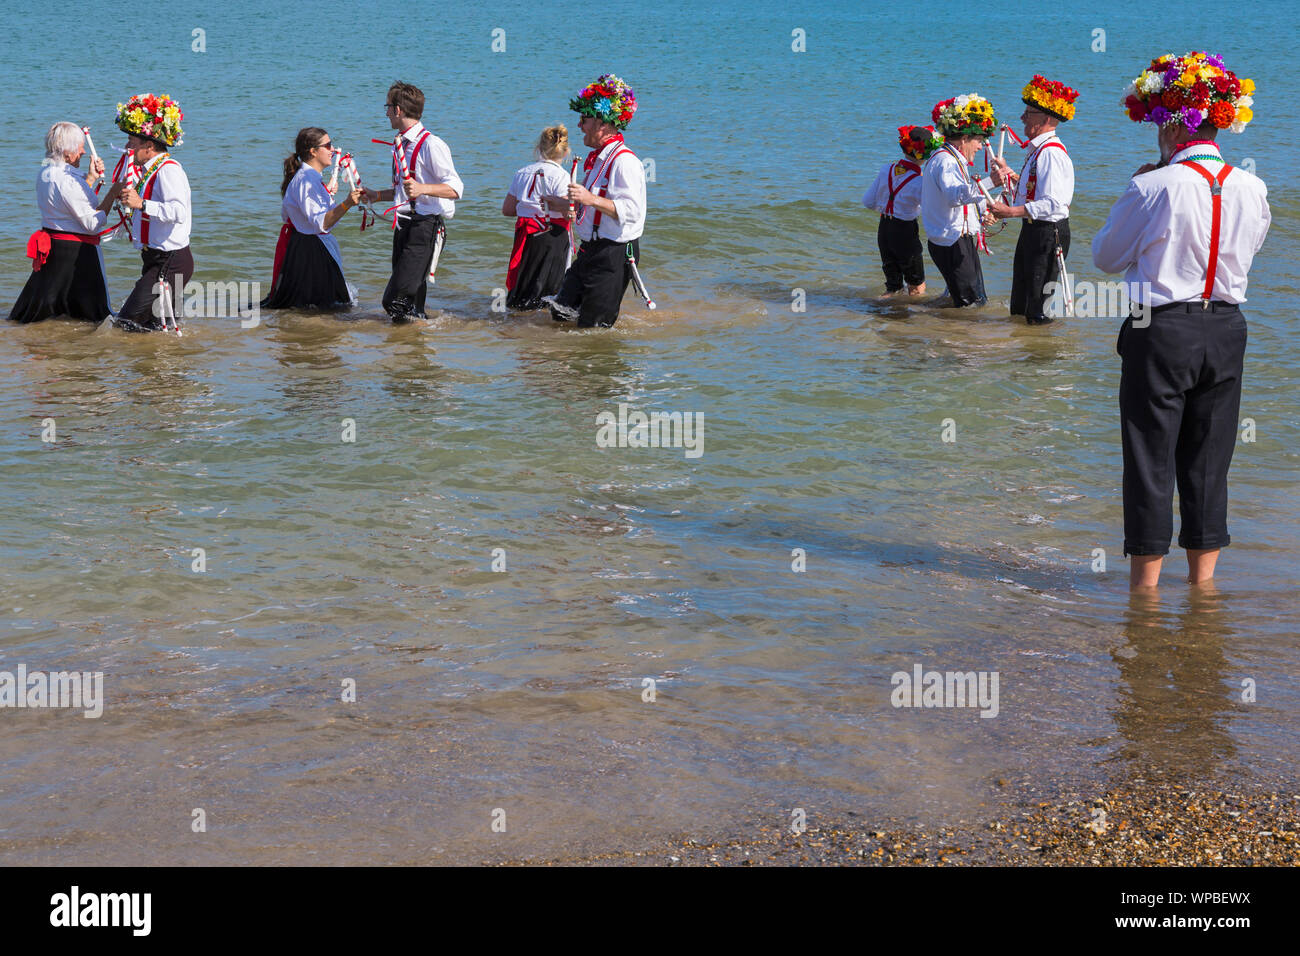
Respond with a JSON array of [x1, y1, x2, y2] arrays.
[[1121, 52, 1254, 133], [898, 125, 943, 161], [569, 73, 637, 130], [932, 94, 997, 138], [115, 93, 184, 147], [1022, 75, 1079, 122]]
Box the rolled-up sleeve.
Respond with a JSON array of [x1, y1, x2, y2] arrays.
[[142, 164, 190, 225], [606, 153, 645, 227], [427, 138, 463, 199], [1025, 148, 1074, 221], [59, 173, 107, 233]]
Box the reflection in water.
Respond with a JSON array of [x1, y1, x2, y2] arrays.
[[1109, 586, 1236, 779], [516, 336, 640, 406]]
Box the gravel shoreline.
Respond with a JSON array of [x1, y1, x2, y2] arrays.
[[507, 782, 1300, 866]]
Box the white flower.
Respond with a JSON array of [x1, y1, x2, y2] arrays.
[[1138, 73, 1164, 94], [1237, 95, 1253, 108], [1121, 80, 1137, 99], [1229, 118, 1246, 134]]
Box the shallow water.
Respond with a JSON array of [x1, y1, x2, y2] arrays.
[[1, 0, 1297, 863]]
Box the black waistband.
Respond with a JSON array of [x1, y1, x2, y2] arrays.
[[1150, 300, 1240, 314]]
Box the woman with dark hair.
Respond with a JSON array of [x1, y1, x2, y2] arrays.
[[8, 121, 123, 324], [502, 124, 573, 311], [261, 127, 363, 311]]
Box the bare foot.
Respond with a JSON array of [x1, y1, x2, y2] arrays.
[[907, 283, 927, 296]]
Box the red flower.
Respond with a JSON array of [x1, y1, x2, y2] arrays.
[[1208, 100, 1235, 128], [1161, 89, 1184, 110]]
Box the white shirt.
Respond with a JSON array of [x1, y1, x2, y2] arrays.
[[392, 122, 464, 219], [509, 159, 571, 221], [1092, 142, 1270, 307], [1010, 131, 1073, 221], [282, 164, 344, 272], [37, 160, 107, 235], [863, 158, 923, 221], [921, 146, 985, 246], [130, 156, 191, 250], [576, 138, 645, 243]]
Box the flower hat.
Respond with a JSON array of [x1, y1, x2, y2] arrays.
[[1022, 75, 1079, 122], [569, 74, 637, 130], [932, 94, 997, 138], [115, 93, 184, 147], [1121, 52, 1255, 133], [898, 125, 944, 161]]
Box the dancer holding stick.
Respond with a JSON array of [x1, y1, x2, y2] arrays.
[[360, 81, 464, 323], [544, 73, 647, 328], [863, 125, 943, 297], [8, 122, 122, 325], [986, 76, 1079, 324], [111, 92, 192, 334]]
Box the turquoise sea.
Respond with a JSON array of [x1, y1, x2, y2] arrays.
[[1, 0, 1297, 863]]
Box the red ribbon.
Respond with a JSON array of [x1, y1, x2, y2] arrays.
[[26, 231, 51, 271]]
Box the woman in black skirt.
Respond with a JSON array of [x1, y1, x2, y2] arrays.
[[9, 122, 124, 324], [502, 125, 573, 311], [262, 127, 363, 311]]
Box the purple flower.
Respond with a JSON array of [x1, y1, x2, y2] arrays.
[[1205, 52, 1224, 68], [1163, 65, 1182, 86], [1183, 107, 1204, 131], [1148, 105, 1171, 125]]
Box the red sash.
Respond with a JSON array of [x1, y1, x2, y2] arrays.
[[25, 229, 100, 271], [271, 221, 294, 288], [1178, 159, 1234, 302], [505, 217, 551, 290], [138, 158, 178, 247], [885, 160, 921, 217], [1022, 140, 1067, 201]]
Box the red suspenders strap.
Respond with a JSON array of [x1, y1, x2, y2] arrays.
[[1178, 160, 1233, 302], [139, 159, 177, 247], [884, 161, 920, 216], [589, 147, 632, 233], [1024, 140, 1066, 201]]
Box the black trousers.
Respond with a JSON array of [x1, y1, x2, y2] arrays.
[[927, 236, 986, 307], [551, 237, 639, 328], [118, 245, 194, 331], [877, 216, 925, 291], [1010, 218, 1070, 324], [382, 212, 444, 320], [1118, 303, 1247, 556]]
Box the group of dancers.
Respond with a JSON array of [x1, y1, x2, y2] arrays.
[[4, 52, 1276, 590], [863, 74, 1078, 323], [8, 74, 647, 332]]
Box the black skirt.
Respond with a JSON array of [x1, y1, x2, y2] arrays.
[[7, 235, 110, 324], [261, 229, 351, 310], [507, 223, 570, 311]]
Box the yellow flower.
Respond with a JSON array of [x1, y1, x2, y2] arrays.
[[1240, 78, 1255, 96], [1236, 106, 1253, 124]]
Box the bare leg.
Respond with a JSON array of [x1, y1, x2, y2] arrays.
[[1187, 547, 1220, 584], [908, 282, 927, 296], [1130, 554, 1163, 589]]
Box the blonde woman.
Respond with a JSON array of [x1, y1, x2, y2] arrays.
[[502, 125, 572, 310]]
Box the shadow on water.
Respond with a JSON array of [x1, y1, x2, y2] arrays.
[[1106, 586, 1238, 780]]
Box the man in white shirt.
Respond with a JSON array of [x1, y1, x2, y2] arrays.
[[544, 73, 646, 328], [988, 76, 1078, 324], [1092, 51, 1269, 588], [113, 93, 191, 333], [922, 94, 998, 307], [361, 81, 464, 323]]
